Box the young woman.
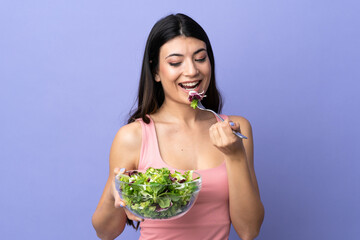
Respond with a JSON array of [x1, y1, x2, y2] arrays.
[[92, 13, 264, 240]]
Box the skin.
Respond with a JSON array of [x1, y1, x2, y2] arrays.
[[92, 36, 264, 240]]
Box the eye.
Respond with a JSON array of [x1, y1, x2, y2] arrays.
[[195, 56, 207, 62], [169, 62, 181, 67]]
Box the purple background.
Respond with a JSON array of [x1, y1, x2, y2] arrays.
[[1, 1, 359, 239]]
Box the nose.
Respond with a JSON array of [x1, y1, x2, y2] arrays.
[[183, 59, 199, 77]]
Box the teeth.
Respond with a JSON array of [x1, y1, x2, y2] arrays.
[[181, 81, 200, 88], [182, 82, 197, 87]]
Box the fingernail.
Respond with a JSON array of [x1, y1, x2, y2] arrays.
[[120, 203, 124, 207], [230, 122, 235, 126], [119, 168, 125, 173]]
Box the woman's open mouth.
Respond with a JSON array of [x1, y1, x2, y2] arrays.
[[178, 80, 201, 91]]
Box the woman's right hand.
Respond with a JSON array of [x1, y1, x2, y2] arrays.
[[111, 168, 144, 222]]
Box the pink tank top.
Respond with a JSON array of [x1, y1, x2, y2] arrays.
[[136, 115, 231, 240]]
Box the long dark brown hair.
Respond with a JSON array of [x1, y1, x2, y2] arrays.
[[127, 13, 222, 124]]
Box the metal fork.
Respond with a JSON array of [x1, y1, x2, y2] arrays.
[[197, 101, 248, 139]]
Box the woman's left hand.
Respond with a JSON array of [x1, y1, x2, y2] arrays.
[[209, 119, 246, 156]]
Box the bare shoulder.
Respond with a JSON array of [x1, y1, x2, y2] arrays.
[[112, 121, 142, 149], [109, 121, 142, 170]]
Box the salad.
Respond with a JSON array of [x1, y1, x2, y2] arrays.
[[188, 90, 206, 109], [116, 167, 201, 219]]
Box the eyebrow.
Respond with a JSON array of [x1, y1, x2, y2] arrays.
[[165, 48, 207, 59]]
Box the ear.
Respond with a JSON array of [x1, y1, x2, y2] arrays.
[[154, 74, 161, 82]]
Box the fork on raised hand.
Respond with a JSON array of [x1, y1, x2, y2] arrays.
[[197, 101, 248, 139]]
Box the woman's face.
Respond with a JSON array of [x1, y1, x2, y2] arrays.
[[155, 36, 211, 105]]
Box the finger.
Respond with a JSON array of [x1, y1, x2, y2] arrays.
[[114, 198, 126, 208], [219, 121, 239, 144], [226, 118, 240, 132], [218, 122, 232, 143], [113, 184, 127, 208], [114, 167, 126, 175], [221, 120, 234, 135], [229, 121, 240, 132], [209, 123, 222, 146], [114, 200, 144, 222], [124, 208, 144, 222], [113, 167, 127, 208]]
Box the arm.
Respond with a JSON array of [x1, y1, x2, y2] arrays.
[[209, 116, 264, 240], [92, 122, 142, 240]]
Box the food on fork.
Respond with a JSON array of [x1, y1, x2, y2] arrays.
[[188, 90, 206, 109]]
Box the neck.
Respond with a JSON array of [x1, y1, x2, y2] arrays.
[[153, 99, 204, 125]]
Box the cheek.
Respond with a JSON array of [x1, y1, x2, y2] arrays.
[[202, 62, 211, 78], [201, 60, 211, 73], [159, 65, 180, 80], [202, 62, 212, 89]]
